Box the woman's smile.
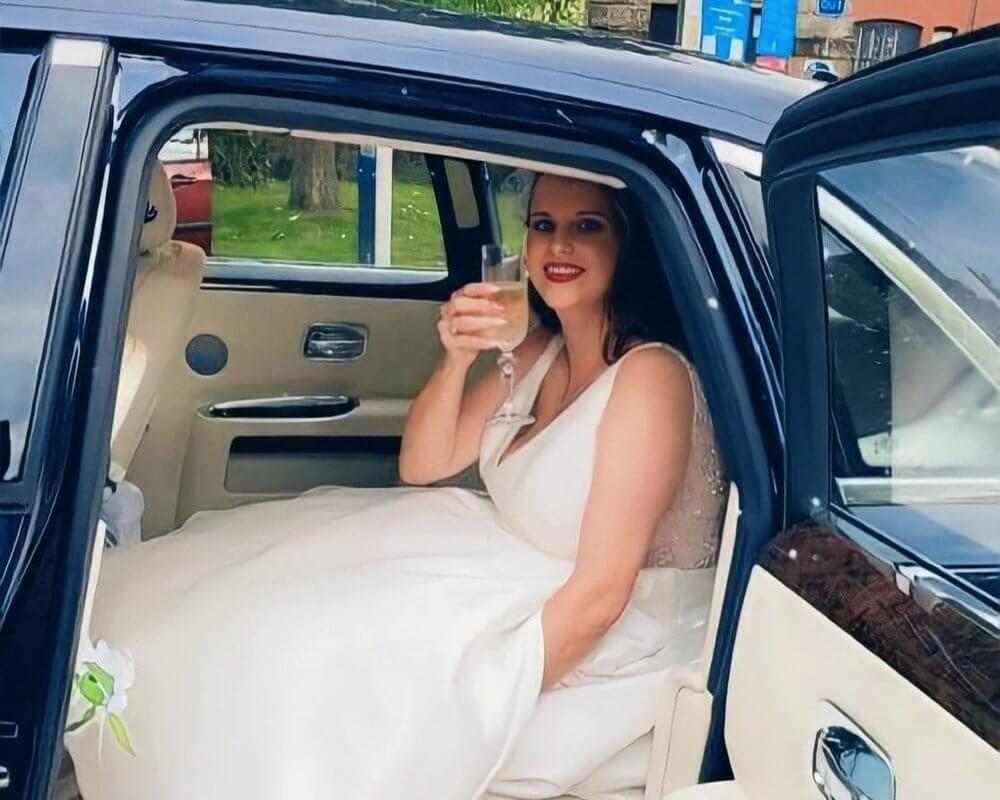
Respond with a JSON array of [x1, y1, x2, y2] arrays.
[[543, 261, 586, 283]]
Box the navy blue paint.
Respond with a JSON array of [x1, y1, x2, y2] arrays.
[[356, 146, 376, 265], [2, 0, 811, 146], [0, 40, 116, 800]]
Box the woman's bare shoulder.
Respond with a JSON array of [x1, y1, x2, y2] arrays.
[[610, 346, 693, 422]]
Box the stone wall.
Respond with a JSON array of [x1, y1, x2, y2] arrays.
[[588, 0, 652, 36], [789, 0, 857, 78]]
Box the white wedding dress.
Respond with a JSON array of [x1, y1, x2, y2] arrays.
[[66, 334, 725, 800]]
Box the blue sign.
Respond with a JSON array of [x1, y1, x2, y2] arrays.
[[817, 0, 847, 16], [756, 0, 798, 59], [700, 0, 752, 62]]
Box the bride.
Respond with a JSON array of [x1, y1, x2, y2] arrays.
[[66, 174, 725, 799]]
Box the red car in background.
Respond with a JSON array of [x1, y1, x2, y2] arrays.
[[159, 127, 213, 254]]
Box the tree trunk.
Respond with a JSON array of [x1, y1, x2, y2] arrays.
[[587, 0, 650, 37], [288, 139, 340, 211]]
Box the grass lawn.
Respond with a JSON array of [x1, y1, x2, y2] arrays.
[[212, 179, 528, 269]]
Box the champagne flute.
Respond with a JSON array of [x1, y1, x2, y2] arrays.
[[482, 244, 534, 426]]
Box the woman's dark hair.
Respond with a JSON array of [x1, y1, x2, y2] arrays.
[[525, 175, 688, 363]]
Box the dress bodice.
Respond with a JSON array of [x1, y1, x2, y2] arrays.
[[480, 334, 725, 566]]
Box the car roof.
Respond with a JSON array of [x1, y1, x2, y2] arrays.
[[4, 0, 813, 145]]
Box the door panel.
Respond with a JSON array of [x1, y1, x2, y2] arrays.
[[726, 27, 1000, 800], [127, 289, 461, 536], [726, 566, 998, 799]]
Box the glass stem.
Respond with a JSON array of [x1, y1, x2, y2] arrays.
[[499, 349, 516, 412]]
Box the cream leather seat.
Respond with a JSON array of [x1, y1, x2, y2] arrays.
[[665, 781, 745, 799], [108, 160, 205, 481]]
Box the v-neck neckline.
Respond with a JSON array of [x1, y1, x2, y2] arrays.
[[494, 337, 614, 470]]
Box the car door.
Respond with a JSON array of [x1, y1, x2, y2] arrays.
[[0, 36, 115, 799], [688, 28, 999, 800]]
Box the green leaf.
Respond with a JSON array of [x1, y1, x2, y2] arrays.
[[65, 705, 96, 733], [77, 673, 107, 706], [107, 714, 135, 756], [83, 662, 115, 697]]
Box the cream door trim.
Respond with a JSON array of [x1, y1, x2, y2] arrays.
[[646, 484, 741, 799], [725, 568, 1000, 799]]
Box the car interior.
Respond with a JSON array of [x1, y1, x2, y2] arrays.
[[56, 122, 747, 800]]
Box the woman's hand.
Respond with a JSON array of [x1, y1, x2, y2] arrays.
[[437, 283, 506, 367]]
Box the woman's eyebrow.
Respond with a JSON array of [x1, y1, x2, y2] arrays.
[[577, 210, 610, 218]]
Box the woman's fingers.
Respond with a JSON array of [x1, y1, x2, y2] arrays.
[[449, 334, 497, 351], [447, 315, 507, 334], [456, 282, 501, 299], [446, 295, 503, 317]]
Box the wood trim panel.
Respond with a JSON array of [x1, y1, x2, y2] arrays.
[[760, 523, 1000, 748]]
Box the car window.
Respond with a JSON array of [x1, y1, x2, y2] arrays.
[[721, 163, 769, 258], [818, 143, 1000, 507], [0, 51, 38, 231], [159, 128, 446, 271], [0, 49, 40, 481], [487, 164, 533, 259]]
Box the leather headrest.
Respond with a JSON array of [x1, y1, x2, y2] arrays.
[[139, 162, 177, 255]]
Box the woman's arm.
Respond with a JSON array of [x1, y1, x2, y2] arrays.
[[399, 286, 549, 485], [540, 348, 694, 688]]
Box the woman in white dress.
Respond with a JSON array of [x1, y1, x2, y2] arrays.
[[66, 175, 725, 800]]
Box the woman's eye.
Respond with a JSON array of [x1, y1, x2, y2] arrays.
[[531, 219, 554, 232], [578, 218, 604, 232]]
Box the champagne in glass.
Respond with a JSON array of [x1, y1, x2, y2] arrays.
[[482, 244, 534, 426]]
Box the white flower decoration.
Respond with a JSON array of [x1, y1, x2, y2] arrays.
[[66, 639, 136, 756]]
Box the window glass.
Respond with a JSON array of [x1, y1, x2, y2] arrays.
[[488, 165, 533, 259], [819, 144, 1000, 506], [158, 128, 447, 271], [390, 149, 445, 268], [0, 50, 39, 482], [0, 51, 37, 228], [722, 163, 769, 257]]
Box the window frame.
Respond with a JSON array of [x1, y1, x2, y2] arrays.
[[189, 132, 451, 281]]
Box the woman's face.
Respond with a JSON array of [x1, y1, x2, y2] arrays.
[[525, 175, 621, 316]]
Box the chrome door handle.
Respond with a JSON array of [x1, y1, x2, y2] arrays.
[[813, 725, 895, 800], [206, 395, 358, 421], [303, 323, 367, 361]]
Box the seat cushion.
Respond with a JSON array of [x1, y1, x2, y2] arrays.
[[666, 781, 746, 800]]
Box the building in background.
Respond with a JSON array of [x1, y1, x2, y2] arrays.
[[788, 0, 1000, 78], [656, 0, 999, 79]]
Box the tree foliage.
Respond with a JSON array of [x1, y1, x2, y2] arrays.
[[409, 0, 586, 26]]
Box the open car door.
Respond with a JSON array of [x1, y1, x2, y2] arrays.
[[672, 25, 1000, 800]]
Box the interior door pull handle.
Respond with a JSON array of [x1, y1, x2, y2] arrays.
[[304, 323, 367, 361], [813, 725, 895, 800]]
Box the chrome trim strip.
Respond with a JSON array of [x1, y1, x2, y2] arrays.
[[204, 395, 358, 423], [203, 258, 447, 286], [838, 476, 1000, 505], [901, 566, 1000, 639], [819, 187, 1000, 390], [708, 137, 763, 178], [50, 38, 105, 68]]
